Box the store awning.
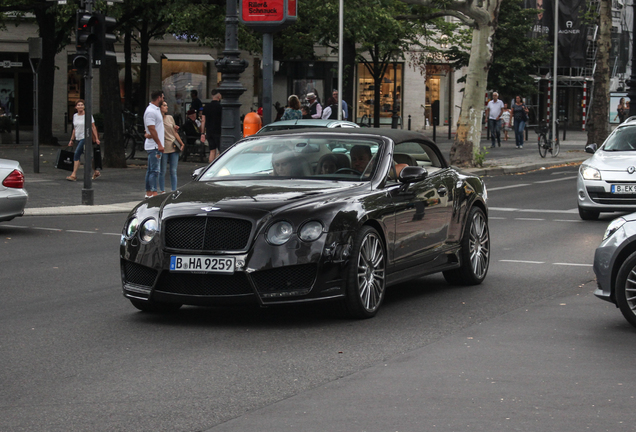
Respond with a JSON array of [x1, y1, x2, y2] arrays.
[[163, 54, 215, 62], [116, 52, 158, 64]]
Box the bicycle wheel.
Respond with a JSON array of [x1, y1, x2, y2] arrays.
[[551, 139, 560, 157], [538, 134, 548, 158], [124, 135, 137, 160]]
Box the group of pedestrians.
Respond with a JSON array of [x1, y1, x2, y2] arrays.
[[485, 92, 529, 149], [278, 90, 349, 122]]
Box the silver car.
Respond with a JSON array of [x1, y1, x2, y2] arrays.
[[593, 213, 636, 327], [577, 118, 636, 220], [0, 158, 28, 222]]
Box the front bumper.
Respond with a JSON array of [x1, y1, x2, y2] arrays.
[[578, 175, 636, 213]]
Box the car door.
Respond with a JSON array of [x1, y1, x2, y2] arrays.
[[388, 141, 455, 270]]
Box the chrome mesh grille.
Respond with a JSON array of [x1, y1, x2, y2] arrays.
[[165, 217, 252, 251], [251, 264, 317, 294]]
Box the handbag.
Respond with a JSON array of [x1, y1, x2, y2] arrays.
[[55, 148, 75, 171], [93, 143, 103, 170]]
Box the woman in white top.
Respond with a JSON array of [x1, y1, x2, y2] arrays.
[[66, 99, 100, 181]]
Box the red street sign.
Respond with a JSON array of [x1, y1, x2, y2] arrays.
[[242, 0, 285, 23]]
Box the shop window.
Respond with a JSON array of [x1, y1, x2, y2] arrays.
[[357, 63, 402, 124], [161, 59, 207, 125]]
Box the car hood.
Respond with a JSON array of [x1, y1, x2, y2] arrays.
[[158, 179, 364, 215], [587, 150, 636, 171]]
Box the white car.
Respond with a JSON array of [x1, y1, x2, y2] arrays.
[[0, 158, 28, 222], [577, 118, 636, 220]]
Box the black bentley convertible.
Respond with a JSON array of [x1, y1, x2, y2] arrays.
[[120, 128, 489, 318]]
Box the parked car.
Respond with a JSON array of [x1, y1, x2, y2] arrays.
[[119, 129, 489, 318], [0, 158, 27, 222], [577, 117, 636, 220], [256, 119, 360, 134], [593, 212, 636, 327]]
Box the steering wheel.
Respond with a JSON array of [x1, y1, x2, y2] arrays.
[[335, 168, 361, 175]]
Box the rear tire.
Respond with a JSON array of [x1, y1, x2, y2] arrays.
[[129, 299, 182, 313], [578, 206, 599, 221], [614, 252, 636, 328], [343, 226, 386, 319], [443, 206, 490, 285], [538, 135, 548, 158], [124, 135, 137, 160]]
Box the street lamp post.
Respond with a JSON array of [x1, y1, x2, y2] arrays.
[[628, 0, 636, 116], [216, 0, 248, 153], [391, 56, 399, 129]]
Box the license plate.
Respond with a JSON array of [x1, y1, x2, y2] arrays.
[[170, 255, 235, 274], [611, 184, 636, 194]]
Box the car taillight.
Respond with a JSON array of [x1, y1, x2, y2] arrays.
[[3, 169, 25, 189]]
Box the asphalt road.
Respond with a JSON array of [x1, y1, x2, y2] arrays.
[[1, 167, 636, 432]]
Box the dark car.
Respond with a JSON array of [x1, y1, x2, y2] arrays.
[[120, 129, 490, 318], [593, 213, 636, 327]]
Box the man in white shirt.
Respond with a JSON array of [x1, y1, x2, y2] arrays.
[[144, 90, 165, 198], [485, 92, 504, 148]]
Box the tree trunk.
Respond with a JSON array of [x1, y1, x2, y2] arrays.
[[34, 9, 57, 145], [586, 0, 611, 146], [449, 14, 499, 166], [100, 55, 127, 168], [343, 38, 356, 121], [138, 22, 150, 117], [124, 29, 134, 114]]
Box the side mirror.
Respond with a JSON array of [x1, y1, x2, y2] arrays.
[[192, 167, 205, 180], [585, 143, 597, 154], [399, 166, 427, 183]]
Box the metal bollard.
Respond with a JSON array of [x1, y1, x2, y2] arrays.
[[408, 115, 411, 131], [15, 115, 19, 144], [562, 117, 567, 141], [433, 118, 437, 142]]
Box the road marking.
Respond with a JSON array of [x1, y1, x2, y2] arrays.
[[554, 219, 583, 223], [32, 227, 63, 231], [487, 184, 532, 191], [103, 233, 121, 236], [489, 216, 507, 220], [553, 263, 593, 267], [65, 230, 97, 234], [514, 217, 545, 221], [490, 207, 578, 214], [534, 176, 578, 184], [500, 260, 545, 264], [1, 224, 27, 228]]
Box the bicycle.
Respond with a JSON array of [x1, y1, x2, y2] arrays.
[[122, 110, 146, 160], [535, 120, 560, 158]]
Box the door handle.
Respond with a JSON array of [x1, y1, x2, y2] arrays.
[[437, 186, 448, 197]]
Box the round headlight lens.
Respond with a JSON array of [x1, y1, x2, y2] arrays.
[[125, 217, 139, 238], [580, 165, 601, 180], [267, 221, 294, 245], [140, 218, 158, 242], [299, 221, 324, 242]]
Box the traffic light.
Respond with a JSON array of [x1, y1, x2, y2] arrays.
[[91, 13, 117, 68], [73, 10, 98, 71]]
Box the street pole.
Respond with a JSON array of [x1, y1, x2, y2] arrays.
[[628, 0, 636, 116], [82, 0, 94, 205], [552, 0, 559, 142], [262, 33, 273, 126], [216, 0, 248, 152], [27, 38, 42, 174], [337, 0, 343, 121], [391, 59, 399, 129]]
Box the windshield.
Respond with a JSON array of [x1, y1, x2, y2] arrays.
[[604, 127, 636, 151], [199, 135, 383, 181]]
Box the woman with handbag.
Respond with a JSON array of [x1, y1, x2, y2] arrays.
[[66, 99, 100, 181], [156, 101, 184, 193]]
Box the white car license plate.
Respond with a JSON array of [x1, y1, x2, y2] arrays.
[[170, 255, 235, 274], [611, 184, 636, 194]]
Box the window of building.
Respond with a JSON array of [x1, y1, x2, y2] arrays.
[[161, 59, 207, 124], [357, 63, 402, 124]]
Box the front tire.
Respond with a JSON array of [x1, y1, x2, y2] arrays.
[[538, 135, 548, 158], [344, 226, 386, 319], [614, 252, 636, 328], [443, 206, 490, 285], [129, 299, 182, 313], [578, 206, 600, 221]]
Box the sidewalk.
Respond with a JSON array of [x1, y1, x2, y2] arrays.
[[0, 128, 591, 217]]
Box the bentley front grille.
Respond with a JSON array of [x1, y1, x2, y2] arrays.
[[251, 264, 317, 295], [164, 217, 252, 251], [123, 261, 158, 288], [155, 272, 254, 296]]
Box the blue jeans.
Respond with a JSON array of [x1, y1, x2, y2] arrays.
[[74, 139, 86, 161], [514, 120, 526, 147], [159, 152, 179, 192], [488, 119, 501, 147], [145, 149, 161, 192]]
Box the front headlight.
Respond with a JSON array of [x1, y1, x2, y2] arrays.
[[125, 217, 139, 238], [140, 218, 158, 242], [580, 164, 601, 180], [299, 221, 324, 242], [267, 221, 294, 245], [603, 217, 626, 241]]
